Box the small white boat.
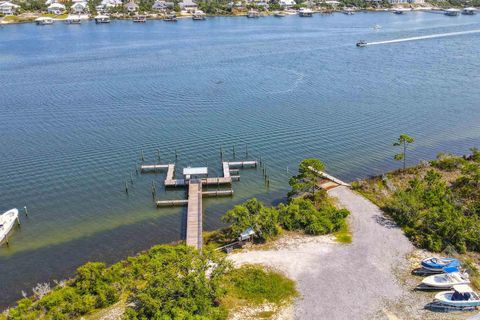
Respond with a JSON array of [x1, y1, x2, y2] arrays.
[[462, 7, 477, 15], [273, 11, 286, 17], [284, 9, 297, 15], [422, 270, 470, 289], [298, 8, 313, 17], [35, 17, 54, 25], [65, 15, 82, 24], [434, 285, 480, 308], [192, 10, 206, 20], [343, 8, 355, 15], [0, 209, 19, 244], [373, 24, 382, 30], [94, 14, 111, 23], [444, 8, 461, 16], [163, 13, 177, 21], [133, 15, 146, 23], [393, 8, 409, 14]]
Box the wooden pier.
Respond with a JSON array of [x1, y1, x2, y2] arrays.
[[141, 159, 258, 249], [186, 180, 202, 249]]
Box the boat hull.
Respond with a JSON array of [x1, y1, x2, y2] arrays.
[[0, 209, 19, 243], [435, 291, 480, 307]]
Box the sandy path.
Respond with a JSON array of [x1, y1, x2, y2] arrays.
[[230, 186, 414, 320]]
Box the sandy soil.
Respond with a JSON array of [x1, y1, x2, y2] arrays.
[[230, 186, 473, 320]]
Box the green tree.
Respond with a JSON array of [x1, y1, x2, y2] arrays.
[[288, 158, 325, 202], [393, 134, 414, 170]]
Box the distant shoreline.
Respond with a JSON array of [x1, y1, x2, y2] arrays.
[[0, 7, 456, 26]]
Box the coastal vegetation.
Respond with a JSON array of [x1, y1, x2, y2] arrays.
[[220, 158, 350, 243], [1, 245, 296, 319], [354, 148, 480, 254]]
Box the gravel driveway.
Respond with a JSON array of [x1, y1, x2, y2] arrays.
[[230, 186, 415, 320]]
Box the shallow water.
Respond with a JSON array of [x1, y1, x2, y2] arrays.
[[1, 12, 480, 306]]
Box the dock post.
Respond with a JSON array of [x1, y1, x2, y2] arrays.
[[157, 149, 161, 162], [130, 172, 133, 184], [245, 144, 248, 157], [125, 181, 129, 193], [24, 206, 28, 216], [233, 145, 236, 159], [141, 149, 145, 162], [175, 149, 178, 161], [152, 180, 156, 197]]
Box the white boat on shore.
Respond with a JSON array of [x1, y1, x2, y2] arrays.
[[0, 209, 19, 244], [434, 285, 480, 308], [393, 8, 409, 14], [422, 269, 470, 289], [247, 9, 260, 18], [65, 15, 82, 24]]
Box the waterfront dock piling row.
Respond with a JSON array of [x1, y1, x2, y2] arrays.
[[140, 157, 258, 249]]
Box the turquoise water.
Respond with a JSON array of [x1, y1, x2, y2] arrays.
[[1, 12, 480, 306]]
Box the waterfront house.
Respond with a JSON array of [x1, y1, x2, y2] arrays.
[[47, 2, 66, 14], [0, 1, 20, 15], [101, 0, 122, 8], [152, 0, 174, 10], [388, 0, 423, 4], [71, 2, 87, 13], [124, 1, 139, 12], [179, 0, 197, 12], [279, 0, 295, 8]]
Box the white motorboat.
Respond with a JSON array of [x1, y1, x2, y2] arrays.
[[298, 8, 313, 17], [434, 285, 480, 308], [422, 269, 470, 289], [273, 11, 286, 17], [393, 8, 409, 14], [0, 209, 19, 243], [65, 15, 82, 24], [133, 15, 146, 22], [192, 10, 206, 20], [94, 14, 111, 23], [35, 17, 54, 25], [444, 8, 461, 16], [462, 7, 477, 15]]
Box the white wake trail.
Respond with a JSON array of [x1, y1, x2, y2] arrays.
[[365, 29, 480, 46]]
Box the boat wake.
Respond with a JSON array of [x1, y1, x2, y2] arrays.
[[365, 29, 480, 46]]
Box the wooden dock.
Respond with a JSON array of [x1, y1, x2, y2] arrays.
[[186, 180, 202, 249], [141, 159, 258, 249]]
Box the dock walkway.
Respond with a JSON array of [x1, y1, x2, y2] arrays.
[[186, 180, 202, 249]]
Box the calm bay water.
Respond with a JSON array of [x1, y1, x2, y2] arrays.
[[1, 11, 480, 306]]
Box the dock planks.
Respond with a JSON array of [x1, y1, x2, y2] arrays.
[[186, 180, 202, 249]]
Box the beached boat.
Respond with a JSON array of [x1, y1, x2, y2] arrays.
[[94, 15, 110, 23], [434, 285, 480, 308], [356, 40, 367, 47], [284, 9, 297, 15], [298, 8, 313, 17], [65, 16, 82, 24], [164, 14, 177, 21], [343, 8, 355, 15], [462, 7, 477, 15], [0, 209, 19, 244], [35, 17, 54, 25], [247, 9, 260, 18], [192, 10, 206, 20], [421, 257, 460, 272], [273, 11, 286, 17], [444, 8, 461, 16], [421, 267, 470, 289], [133, 15, 146, 22]]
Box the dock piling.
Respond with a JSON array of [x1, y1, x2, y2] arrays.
[[23, 206, 28, 216], [125, 181, 128, 193]]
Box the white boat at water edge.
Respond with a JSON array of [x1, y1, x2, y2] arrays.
[[462, 7, 477, 15], [94, 14, 111, 23], [0, 209, 19, 244], [298, 8, 313, 17], [444, 8, 461, 16], [35, 17, 54, 25]]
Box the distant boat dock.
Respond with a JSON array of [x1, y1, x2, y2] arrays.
[[141, 160, 258, 249]]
